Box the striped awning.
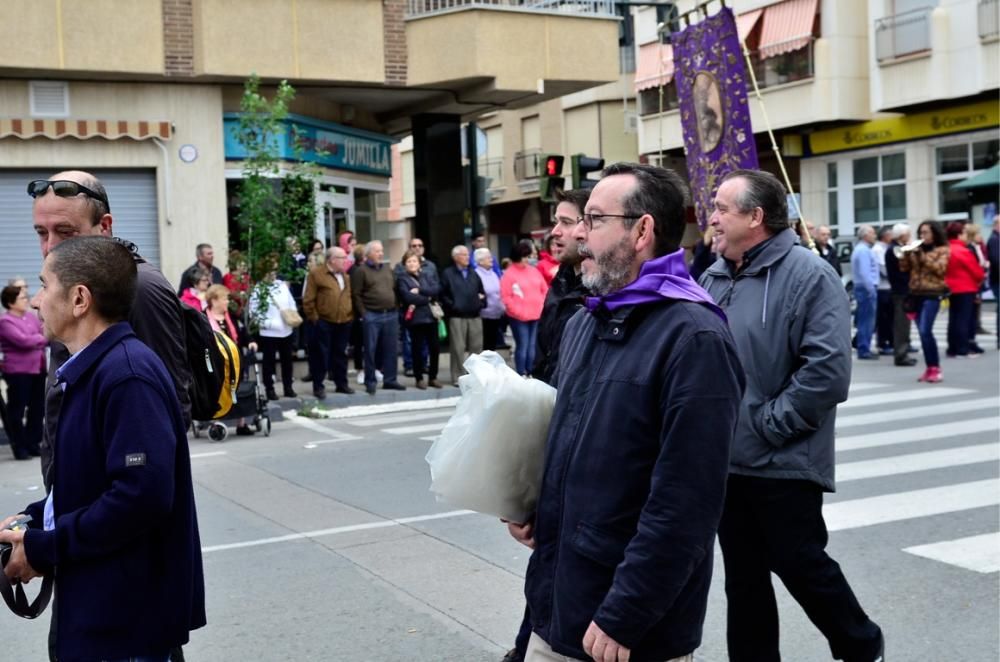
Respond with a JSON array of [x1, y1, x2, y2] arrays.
[[634, 42, 674, 92], [736, 8, 763, 41], [0, 119, 172, 141], [759, 0, 818, 59]]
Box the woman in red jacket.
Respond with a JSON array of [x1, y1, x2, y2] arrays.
[[944, 222, 985, 358]]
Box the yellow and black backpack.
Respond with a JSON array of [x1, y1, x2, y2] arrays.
[[180, 303, 241, 420]]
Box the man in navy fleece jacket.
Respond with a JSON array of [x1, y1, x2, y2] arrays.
[[0, 236, 205, 662]]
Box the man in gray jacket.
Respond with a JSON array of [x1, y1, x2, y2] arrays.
[[700, 169, 884, 662]]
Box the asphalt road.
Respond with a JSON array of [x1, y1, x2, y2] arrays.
[[0, 317, 997, 661]]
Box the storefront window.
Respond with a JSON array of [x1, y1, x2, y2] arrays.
[[852, 153, 907, 223], [935, 138, 999, 217], [826, 162, 838, 227]]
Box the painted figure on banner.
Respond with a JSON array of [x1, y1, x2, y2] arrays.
[[672, 6, 759, 229]]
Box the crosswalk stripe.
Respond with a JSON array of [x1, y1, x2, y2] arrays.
[[903, 533, 1000, 574], [840, 387, 973, 409], [419, 435, 439, 442], [824, 479, 999, 531], [837, 417, 999, 451], [347, 410, 453, 428], [837, 444, 999, 482], [847, 382, 891, 392], [385, 422, 450, 435], [837, 397, 999, 429]]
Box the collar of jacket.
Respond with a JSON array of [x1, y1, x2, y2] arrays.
[[56, 321, 135, 388], [707, 228, 798, 278]]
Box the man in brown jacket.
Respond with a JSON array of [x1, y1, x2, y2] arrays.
[[303, 246, 355, 399]]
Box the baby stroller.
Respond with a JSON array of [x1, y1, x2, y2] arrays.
[[193, 352, 271, 442]]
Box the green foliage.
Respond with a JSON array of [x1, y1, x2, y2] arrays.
[[235, 74, 326, 329]]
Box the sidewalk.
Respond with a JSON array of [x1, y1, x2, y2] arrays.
[[265, 345, 514, 420]]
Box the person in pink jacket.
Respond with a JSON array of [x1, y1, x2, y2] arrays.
[[501, 239, 549, 375], [0, 285, 47, 460]]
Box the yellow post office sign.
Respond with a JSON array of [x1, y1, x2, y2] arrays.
[[809, 100, 999, 155]]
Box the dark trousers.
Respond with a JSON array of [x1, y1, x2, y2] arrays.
[[718, 475, 882, 662], [946, 292, 975, 356], [916, 296, 941, 367], [481, 317, 501, 352], [350, 319, 364, 370], [408, 323, 440, 381], [875, 289, 893, 349], [363, 310, 399, 387], [309, 320, 351, 392], [3, 373, 44, 459], [259, 334, 294, 392], [891, 293, 912, 364]]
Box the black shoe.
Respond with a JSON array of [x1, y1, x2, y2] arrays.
[[266, 388, 279, 401], [894, 358, 918, 366], [335, 386, 356, 395], [301, 374, 313, 382], [382, 382, 406, 391], [284, 388, 298, 398], [235, 425, 254, 436], [313, 388, 327, 400], [366, 385, 377, 396], [857, 354, 879, 360]]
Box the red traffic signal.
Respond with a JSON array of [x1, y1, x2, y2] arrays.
[[539, 154, 565, 203], [546, 156, 560, 176]]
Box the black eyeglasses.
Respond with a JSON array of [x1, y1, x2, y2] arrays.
[[581, 213, 642, 231], [27, 180, 111, 211]]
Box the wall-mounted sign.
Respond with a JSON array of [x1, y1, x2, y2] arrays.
[[222, 113, 397, 177], [178, 144, 198, 163], [809, 100, 999, 155]]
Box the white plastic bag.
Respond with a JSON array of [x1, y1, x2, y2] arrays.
[[425, 351, 556, 523]]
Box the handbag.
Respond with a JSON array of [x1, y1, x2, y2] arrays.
[[280, 307, 303, 328], [437, 318, 448, 341], [429, 301, 445, 320]]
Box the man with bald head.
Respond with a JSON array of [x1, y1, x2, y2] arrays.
[[27, 170, 192, 661], [303, 246, 355, 399], [351, 240, 406, 395]]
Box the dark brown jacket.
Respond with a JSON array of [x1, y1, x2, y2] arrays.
[[303, 265, 353, 324]]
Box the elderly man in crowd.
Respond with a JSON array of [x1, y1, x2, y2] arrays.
[[351, 240, 406, 395], [303, 246, 355, 399], [439, 245, 485, 385]]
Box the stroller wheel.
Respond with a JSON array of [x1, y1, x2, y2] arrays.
[[254, 418, 262, 433], [207, 422, 228, 442], [263, 416, 271, 437]]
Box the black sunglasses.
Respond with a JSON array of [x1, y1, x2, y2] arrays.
[[27, 180, 111, 211]]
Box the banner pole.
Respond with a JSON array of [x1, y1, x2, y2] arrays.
[[740, 40, 817, 252]]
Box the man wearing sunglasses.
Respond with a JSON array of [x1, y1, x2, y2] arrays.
[[506, 163, 744, 662], [28, 171, 192, 662]]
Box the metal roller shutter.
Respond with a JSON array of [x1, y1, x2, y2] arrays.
[[0, 169, 159, 290]]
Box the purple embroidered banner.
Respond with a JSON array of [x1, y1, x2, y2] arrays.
[[672, 7, 759, 229]]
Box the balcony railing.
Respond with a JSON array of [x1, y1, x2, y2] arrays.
[[747, 37, 815, 89], [875, 7, 933, 62], [406, 0, 616, 18], [980, 0, 1000, 40], [478, 156, 505, 189], [513, 149, 544, 181]]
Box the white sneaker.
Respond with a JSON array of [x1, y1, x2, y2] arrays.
[[355, 369, 384, 384]]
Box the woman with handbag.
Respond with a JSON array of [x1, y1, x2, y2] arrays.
[[397, 250, 443, 389], [900, 221, 951, 383], [0, 285, 46, 460], [249, 265, 299, 400], [206, 285, 258, 435]]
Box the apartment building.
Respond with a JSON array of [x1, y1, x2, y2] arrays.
[[0, 0, 620, 284]]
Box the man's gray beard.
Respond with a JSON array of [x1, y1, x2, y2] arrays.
[[581, 236, 635, 296]]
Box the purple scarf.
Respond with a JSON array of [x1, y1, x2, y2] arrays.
[[584, 248, 724, 320]]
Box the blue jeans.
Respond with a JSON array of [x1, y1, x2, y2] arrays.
[[362, 310, 399, 387], [854, 287, 876, 357], [509, 319, 539, 375], [916, 296, 941, 368]]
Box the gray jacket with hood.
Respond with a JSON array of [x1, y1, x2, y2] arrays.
[[699, 228, 850, 491]]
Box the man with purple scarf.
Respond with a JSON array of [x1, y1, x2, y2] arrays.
[[506, 163, 744, 662]]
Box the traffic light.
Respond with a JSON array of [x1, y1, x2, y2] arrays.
[[571, 153, 605, 191], [539, 154, 565, 203]]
